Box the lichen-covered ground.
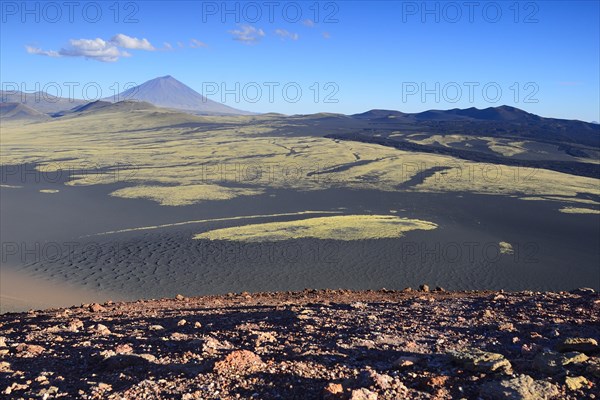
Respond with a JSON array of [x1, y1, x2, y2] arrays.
[[2, 109, 599, 210]]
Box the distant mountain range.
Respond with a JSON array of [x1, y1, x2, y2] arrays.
[[349, 107, 599, 148], [0, 91, 87, 115], [0, 76, 250, 117], [351, 106, 542, 122], [0, 76, 598, 136]]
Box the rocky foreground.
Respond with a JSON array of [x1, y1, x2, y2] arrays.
[[0, 288, 599, 399]]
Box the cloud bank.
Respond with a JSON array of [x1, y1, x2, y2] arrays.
[[26, 34, 155, 62], [111, 34, 155, 50]]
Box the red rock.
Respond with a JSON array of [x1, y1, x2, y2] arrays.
[[393, 355, 419, 368], [170, 332, 189, 341], [16, 343, 45, 357], [67, 319, 84, 332], [90, 324, 111, 336], [427, 374, 449, 387], [0, 361, 11, 372], [89, 303, 106, 313], [323, 382, 344, 399], [350, 388, 377, 400], [115, 344, 133, 354], [213, 350, 265, 375]]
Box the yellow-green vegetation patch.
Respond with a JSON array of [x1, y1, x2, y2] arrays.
[[559, 207, 600, 215], [519, 196, 599, 206], [110, 184, 264, 206], [86, 210, 342, 237], [410, 135, 527, 157], [0, 107, 460, 204], [39, 189, 60, 194], [414, 162, 600, 201], [488, 140, 527, 157], [499, 242, 514, 255], [405, 134, 468, 147], [194, 215, 437, 242], [2, 109, 599, 206]]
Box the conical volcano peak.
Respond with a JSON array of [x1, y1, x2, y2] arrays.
[[107, 76, 252, 115]]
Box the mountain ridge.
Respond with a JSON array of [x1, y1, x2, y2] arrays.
[[0, 91, 87, 115], [0, 102, 49, 121], [1, 77, 595, 123], [353, 105, 548, 123]]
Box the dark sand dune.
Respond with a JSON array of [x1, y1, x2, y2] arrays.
[[2, 170, 598, 312], [1, 104, 599, 312]]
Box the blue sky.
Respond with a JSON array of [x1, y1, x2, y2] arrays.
[[1, 1, 599, 121]]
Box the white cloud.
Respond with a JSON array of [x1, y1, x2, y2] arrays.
[[26, 33, 156, 62], [323, 31, 331, 39], [163, 42, 173, 50], [303, 19, 315, 27], [110, 34, 155, 50], [26, 46, 60, 57], [177, 41, 184, 48], [275, 29, 299, 41], [60, 38, 124, 62], [190, 39, 208, 48], [228, 25, 265, 44]]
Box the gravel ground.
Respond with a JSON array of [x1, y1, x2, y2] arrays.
[[0, 288, 598, 399]]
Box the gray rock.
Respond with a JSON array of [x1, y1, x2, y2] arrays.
[[251, 331, 277, 347], [586, 357, 600, 378], [533, 349, 588, 375], [481, 374, 560, 400], [101, 353, 156, 370], [570, 288, 595, 295], [357, 369, 393, 390], [556, 337, 598, 354], [199, 335, 233, 355], [449, 348, 512, 374], [148, 325, 165, 331]]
